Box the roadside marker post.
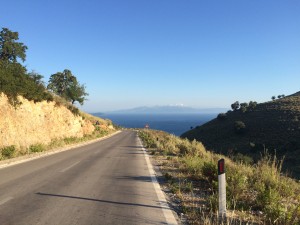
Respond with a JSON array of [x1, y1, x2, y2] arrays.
[[218, 158, 226, 218]]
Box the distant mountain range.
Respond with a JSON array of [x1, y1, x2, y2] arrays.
[[105, 106, 227, 114]]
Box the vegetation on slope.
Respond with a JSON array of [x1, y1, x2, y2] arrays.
[[0, 119, 114, 161], [182, 93, 300, 179], [0, 27, 115, 159], [0, 27, 87, 109], [140, 129, 300, 225]]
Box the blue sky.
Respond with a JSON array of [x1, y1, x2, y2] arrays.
[[1, 0, 300, 112]]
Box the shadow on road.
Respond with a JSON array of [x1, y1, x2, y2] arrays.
[[36, 192, 168, 210], [115, 175, 153, 182]]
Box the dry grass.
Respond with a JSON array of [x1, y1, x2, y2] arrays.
[[139, 129, 300, 225], [181, 93, 300, 179]]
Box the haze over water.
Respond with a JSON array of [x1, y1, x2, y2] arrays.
[[94, 113, 217, 136]]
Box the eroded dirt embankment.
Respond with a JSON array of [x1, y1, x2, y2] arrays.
[[0, 93, 94, 149]]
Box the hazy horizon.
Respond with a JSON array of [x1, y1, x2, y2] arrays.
[[90, 105, 228, 114]]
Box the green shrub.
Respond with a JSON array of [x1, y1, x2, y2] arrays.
[[29, 144, 45, 153], [182, 156, 203, 175], [227, 166, 250, 209], [67, 105, 80, 116], [63, 136, 78, 144], [0, 61, 53, 106], [231, 101, 240, 111], [240, 102, 249, 113], [234, 121, 246, 134], [232, 153, 253, 165], [177, 141, 190, 155], [180, 179, 193, 193], [163, 142, 178, 155], [1, 145, 16, 159], [139, 132, 157, 148], [248, 101, 257, 110], [202, 161, 218, 183]]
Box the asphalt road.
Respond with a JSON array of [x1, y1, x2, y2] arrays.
[[0, 130, 178, 225]]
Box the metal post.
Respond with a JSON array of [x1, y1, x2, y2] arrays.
[[218, 159, 226, 218]]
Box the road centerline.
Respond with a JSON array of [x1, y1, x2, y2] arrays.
[[0, 197, 13, 206], [60, 161, 80, 173]]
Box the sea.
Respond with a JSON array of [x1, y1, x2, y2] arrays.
[[92, 113, 217, 136]]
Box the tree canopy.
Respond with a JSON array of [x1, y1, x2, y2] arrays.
[[0, 27, 88, 108], [0, 28, 53, 105], [0, 28, 28, 63], [231, 101, 240, 111], [47, 69, 88, 105]]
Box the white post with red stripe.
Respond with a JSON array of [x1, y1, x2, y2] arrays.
[[218, 159, 226, 217]]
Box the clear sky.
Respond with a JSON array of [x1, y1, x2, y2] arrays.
[[1, 0, 300, 112]]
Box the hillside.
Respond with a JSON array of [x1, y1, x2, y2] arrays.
[[181, 92, 300, 178], [0, 93, 114, 154], [0, 27, 115, 155]]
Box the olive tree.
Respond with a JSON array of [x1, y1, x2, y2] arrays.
[[47, 69, 88, 105], [0, 27, 28, 63], [231, 101, 240, 111]]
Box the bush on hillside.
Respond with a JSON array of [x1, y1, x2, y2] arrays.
[[1, 145, 16, 159], [231, 101, 240, 111], [240, 102, 249, 113], [202, 161, 218, 183], [29, 144, 45, 153], [234, 121, 246, 134], [217, 113, 227, 120], [0, 61, 53, 106], [248, 101, 257, 110]]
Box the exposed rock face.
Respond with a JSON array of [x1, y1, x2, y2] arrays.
[[0, 93, 94, 149]]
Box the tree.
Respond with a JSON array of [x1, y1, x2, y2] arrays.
[[248, 101, 257, 110], [231, 101, 240, 111], [234, 121, 246, 134], [47, 69, 88, 105], [278, 95, 282, 99], [240, 102, 249, 113], [272, 96, 276, 101], [48, 69, 76, 96], [66, 81, 88, 105], [27, 71, 45, 86], [0, 27, 28, 63]]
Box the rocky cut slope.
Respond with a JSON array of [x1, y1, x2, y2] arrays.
[[0, 93, 95, 149], [182, 92, 300, 178]]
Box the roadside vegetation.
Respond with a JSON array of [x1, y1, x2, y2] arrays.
[[182, 93, 300, 179], [139, 129, 300, 225], [0, 120, 115, 161]]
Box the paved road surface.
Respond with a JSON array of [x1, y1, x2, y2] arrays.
[[0, 130, 178, 225]]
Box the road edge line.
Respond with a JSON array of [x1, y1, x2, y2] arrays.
[[0, 130, 122, 170], [138, 137, 179, 225]]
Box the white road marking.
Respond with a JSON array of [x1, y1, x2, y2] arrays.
[[0, 197, 13, 206], [60, 161, 80, 173], [138, 137, 178, 225]]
